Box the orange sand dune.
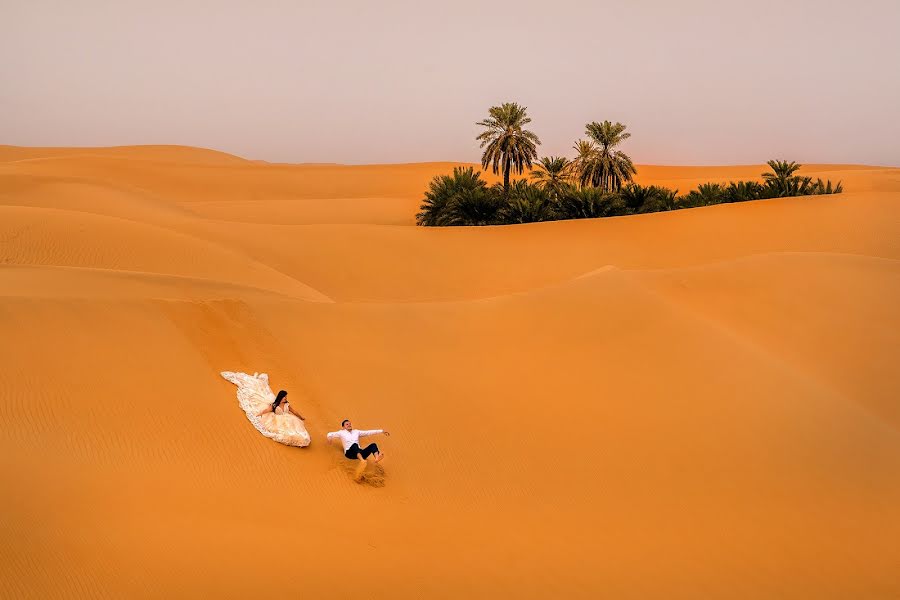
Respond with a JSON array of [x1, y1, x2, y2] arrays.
[[0, 146, 898, 599], [0, 144, 251, 165]]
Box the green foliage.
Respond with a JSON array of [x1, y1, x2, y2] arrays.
[[501, 180, 557, 223], [675, 162, 845, 212], [555, 187, 627, 220], [760, 162, 843, 197], [681, 183, 727, 207], [777, 175, 816, 197], [762, 160, 838, 197], [421, 111, 847, 227], [530, 156, 572, 199], [618, 183, 650, 212], [570, 139, 601, 189], [619, 184, 679, 213], [444, 185, 503, 226], [724, 180, 765, 202], [762, 160, 802, 196], [571, 121, 637, 192], [652, 187, 680, 212], [416, 166, 492, 226], [811, 178, 843, 194], [476, 102, 541, 192]]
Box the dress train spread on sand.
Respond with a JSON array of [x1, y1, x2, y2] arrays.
[[221, 371, 311, 447]]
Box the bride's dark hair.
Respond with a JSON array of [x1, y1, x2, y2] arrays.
[[273, 390, 288, 411]]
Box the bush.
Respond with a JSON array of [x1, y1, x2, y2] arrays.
[[724, 181, 764, 202], [681, 183, 726, 208], [647, 186, 679, 212], [770, 175, 816, 197], [416, 159, 844, 227], [620, 184, 679, 213], [501, 181, 557, 223], [445, 185, 503, 226], [619, 183, 653, 213], [417, 167, 497, 226], [811, 178, 843, 195], [555, 187, 627, 220]]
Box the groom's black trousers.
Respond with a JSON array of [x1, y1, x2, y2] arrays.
[[345, 443, 379, 460]]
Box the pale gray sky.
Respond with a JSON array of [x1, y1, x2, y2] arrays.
[[2, 0, 898, 165]]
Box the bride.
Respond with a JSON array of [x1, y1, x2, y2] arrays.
[[221, 371, 311, 447]]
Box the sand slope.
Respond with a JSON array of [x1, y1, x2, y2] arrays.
[[0, 147, 898, 599]]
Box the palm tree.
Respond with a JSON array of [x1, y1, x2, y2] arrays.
[[619, 184, 679, 213], [530, 156, 572, 199], [724, 181, 764, 202], [681, 183, 727, 208], [582, 120, 637, 191], [570, 140, 601, 189], [445, 186, 502, 226], [476, 102, 541, 193], [811, 178, 843, 195], [619, 183, 653, 213], [417, 166, 490, 226], [654, 187, 680, 211], [555, 187, 627, 220], [781, 175, 816, 197], [762, 160, 802, 196], [501, 180, 556, 223]]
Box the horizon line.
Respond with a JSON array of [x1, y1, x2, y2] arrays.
[[2, 144, 897, 170]]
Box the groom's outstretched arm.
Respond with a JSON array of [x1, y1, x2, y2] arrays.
[[358, 429, 389, 437]]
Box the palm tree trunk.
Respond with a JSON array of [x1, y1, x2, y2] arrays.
[[503, 162, 510, 193]]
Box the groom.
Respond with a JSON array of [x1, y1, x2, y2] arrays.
[[326, 419, 390, 478]]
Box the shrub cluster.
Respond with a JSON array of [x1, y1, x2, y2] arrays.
[[417, 160, 842, 227]]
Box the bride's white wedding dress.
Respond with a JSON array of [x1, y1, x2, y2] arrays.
[[221, 371, 311, 447]]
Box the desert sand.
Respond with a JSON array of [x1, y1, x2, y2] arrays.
[[0, 144, 898, 599]]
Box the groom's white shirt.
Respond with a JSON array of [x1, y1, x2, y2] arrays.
[[326, 428, 383, 452]]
